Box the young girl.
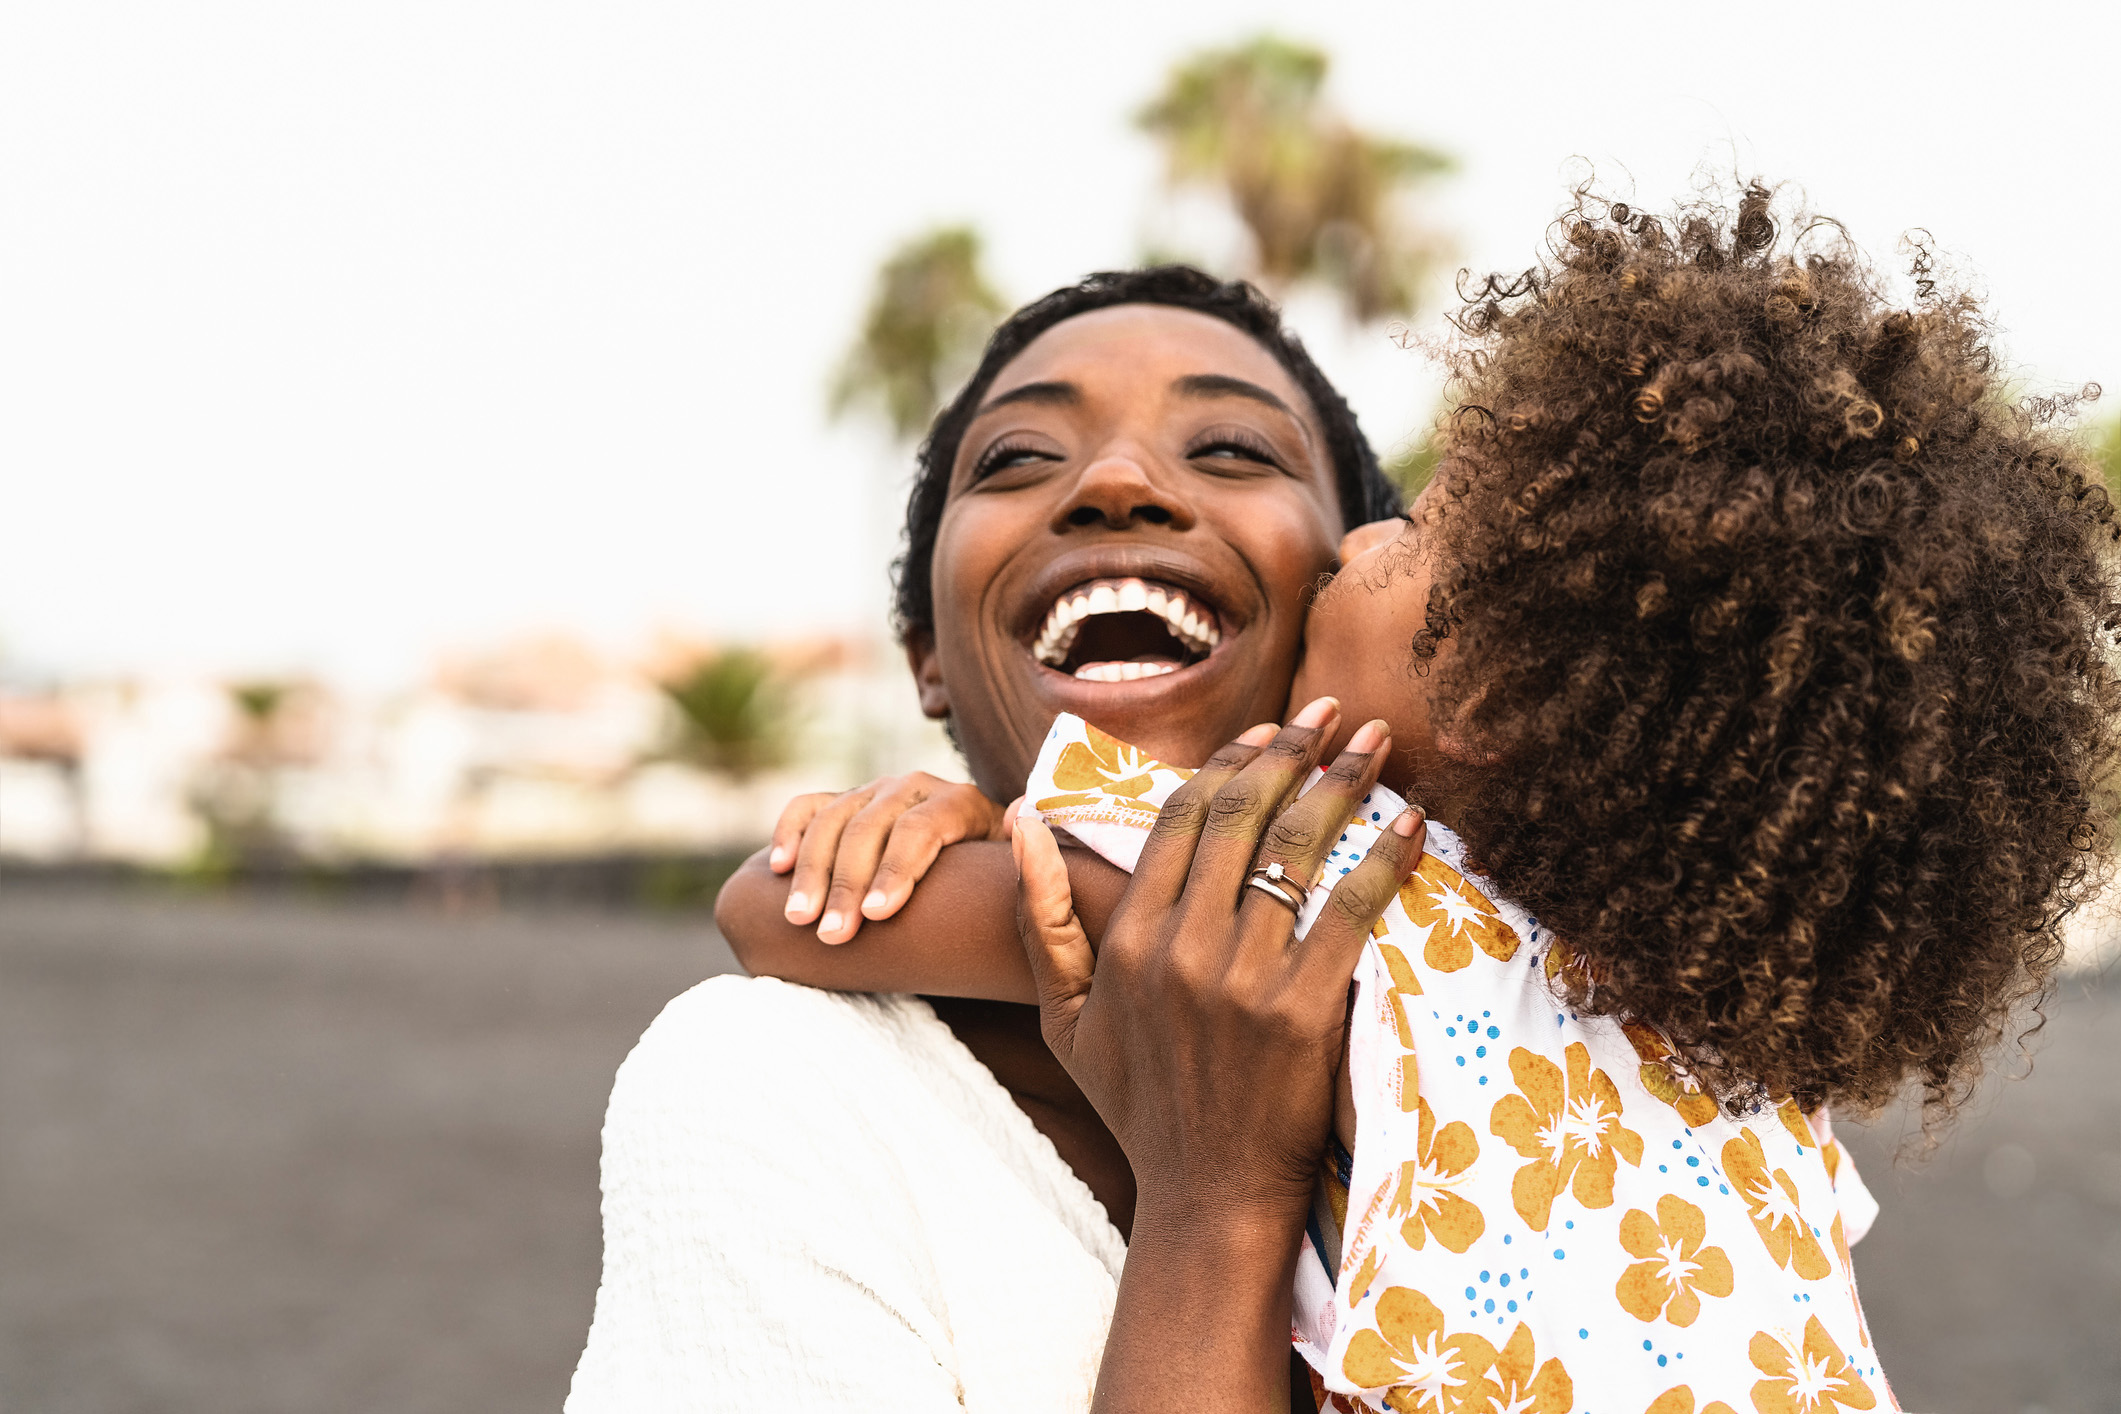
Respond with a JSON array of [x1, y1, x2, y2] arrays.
[[722, 183, 2120, 1412]]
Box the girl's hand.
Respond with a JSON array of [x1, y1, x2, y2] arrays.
[[769, 773, 1012, 943], [1012, 698, 1427, 1412]]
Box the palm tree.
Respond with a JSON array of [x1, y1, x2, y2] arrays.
[[189, 679, 319, 872], [831, 226, 1007, 442], [659, 648, 792, 780], [1137, 35, 1453, 323]]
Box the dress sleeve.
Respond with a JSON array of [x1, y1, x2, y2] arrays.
[[1810, 1106, 1881, 1246], [566, 980, 965, 1414], [1019, 712, 1192, 873]]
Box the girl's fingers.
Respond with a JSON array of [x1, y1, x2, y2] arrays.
[[1129, 722, 1279, 910], [1012, 815, 1095, 1063], [1181, 697, 1341, 907], [783, 785, 877, 927], [860, 788, 998, 921], [767, 793, 834, 874], [815, 789, 924, 941], [1293, 808, 1428, 990]]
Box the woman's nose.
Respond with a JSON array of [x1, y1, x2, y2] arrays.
[[1055, 453, 1196, 531]]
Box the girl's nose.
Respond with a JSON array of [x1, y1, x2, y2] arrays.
[[1337, 517, 1408, 566]]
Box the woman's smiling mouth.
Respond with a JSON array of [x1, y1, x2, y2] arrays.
[[1031, 576, 1223, 682]]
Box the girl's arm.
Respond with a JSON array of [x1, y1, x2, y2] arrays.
[[715, 839, 1131, 1002]]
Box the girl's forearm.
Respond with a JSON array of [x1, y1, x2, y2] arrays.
[[715, 841, 1128, 1002]]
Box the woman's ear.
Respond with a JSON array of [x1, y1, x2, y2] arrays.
[[903, 629, 951, 720]]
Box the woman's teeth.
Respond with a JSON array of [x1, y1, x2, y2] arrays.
[[1032, 577, 1221, 670], [1072, 661, 1181, 683]]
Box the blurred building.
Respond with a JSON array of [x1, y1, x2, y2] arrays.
[[0, 634, 959, 867]]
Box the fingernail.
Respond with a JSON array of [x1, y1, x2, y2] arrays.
[[862, 889, 887, 914], [784, 891, 809, 918], [1345, 719, 1387, 755], [819, 911, 843, 935], [1391, 809, 1424, 837], [768, 846, 788, 870], [1292, 695, 1340, 729], [1237, 722, 1278, 746]]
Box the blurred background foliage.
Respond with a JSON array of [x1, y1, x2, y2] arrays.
[[2097, 413, 2121, 499], [831, 226, 1007, 443], [1136, 34, 1453, 322], [185, 680, 326, 877], [833, 33, 1455, 459], [656, 648, 794, 780]]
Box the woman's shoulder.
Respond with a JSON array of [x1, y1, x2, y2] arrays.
[[614, 976, 905, 1105], [575, 977, 1121, 1414], [612, 975, 982, 1123], [608, 975, 1125, 1270]]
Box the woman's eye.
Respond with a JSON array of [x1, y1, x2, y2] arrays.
[[973, 443, 1057, 480], [1189, 437, 1280, 469]]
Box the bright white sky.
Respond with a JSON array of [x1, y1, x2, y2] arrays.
[[4, 0, 2114, 687]]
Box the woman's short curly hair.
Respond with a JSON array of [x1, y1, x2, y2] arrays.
[[1423, 182, 2120, 1121], [893, 265, 1403, 642]]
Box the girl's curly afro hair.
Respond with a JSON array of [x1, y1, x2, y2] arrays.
[[1422, 181, 2120, 1121]]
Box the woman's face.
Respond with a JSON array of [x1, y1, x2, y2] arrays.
[[1290, 476, 1457, 803], [916, 304, 1344, 797]]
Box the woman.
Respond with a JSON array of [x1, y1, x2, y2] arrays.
[[566, 267, 1401, 1411]]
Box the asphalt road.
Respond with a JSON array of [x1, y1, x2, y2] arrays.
[[1, 882, 2116, 1413]]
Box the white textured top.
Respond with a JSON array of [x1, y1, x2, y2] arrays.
[[566, 974, 1126, 1413]]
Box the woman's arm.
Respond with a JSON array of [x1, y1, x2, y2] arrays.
[[716, 839, 1132, 1003], [1013, 706, 1424, 1412]]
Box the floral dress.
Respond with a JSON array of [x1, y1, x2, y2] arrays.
[[1023, 715, 1893, 1414]]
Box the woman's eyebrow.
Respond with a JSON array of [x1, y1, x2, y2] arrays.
[[1171, 374, 1312, 444], [973, 380, 1079, 418]]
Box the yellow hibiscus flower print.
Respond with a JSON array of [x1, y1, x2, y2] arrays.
[[1722, 1130, 1832, 1280], [1489, 1042, 1645, 1230], [1776, 1098, 1818, 1154], [1748, 1316, 1877, 1414], [1615, 1194, 1736, 1326], [1399, 855, 1519, 971], [1820, 1136, 1846, 1186], [1389, 1096, 1485, 1253], [1342, 1287, 1496, 1413], [1032, 723, 1180, 812], [1345, 1243, 1387, 1308], [1644, 1386, 1739, 1414], [1471, 1322, 1573, 1414], [1622, 1021, 1719, 1127], [1543, 937, 1596, 989], [1828, 1213, 1873, 1350], [1379, 942, 1425, 1111]]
